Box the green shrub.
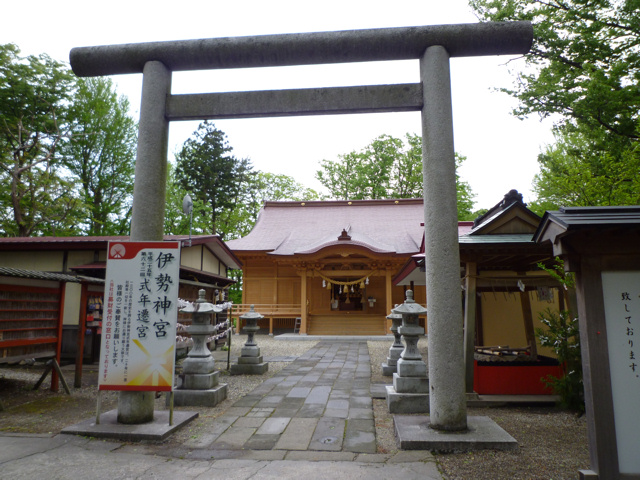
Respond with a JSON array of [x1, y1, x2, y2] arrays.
[[535, 257, 584, 413], [536, 308, 584, 413]]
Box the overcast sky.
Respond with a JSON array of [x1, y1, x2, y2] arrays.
[[2, 0, 555, 210]]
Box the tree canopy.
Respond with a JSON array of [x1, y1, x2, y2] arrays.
[[315, 133, 476, 220], [0, 44, 139, 236], [170, 121, 321, 239], [174, 121, 254, 237], [0, 44, 79, 236], [530, 124, 640, 213], [63, 77, 137, 235], [470, 0, 640, 209], [470, 0, 640, 139]]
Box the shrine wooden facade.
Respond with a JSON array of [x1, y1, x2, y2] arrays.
[[227, 199, 426, 335], [0, 235, 240, 365]]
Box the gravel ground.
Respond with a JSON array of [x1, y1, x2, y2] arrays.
[[367, 340, 590, 480], [1, 336, 590, 479]]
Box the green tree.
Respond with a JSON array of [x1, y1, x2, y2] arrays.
[[218, 171, 322, 240], [164, 162, 211, 236], [470, 0, 640, 140], [63, 77, 137, 235], [470, 0, 640, 209], [0, 44, 81, 236], [315, 133, 476, 219], [174, 121, 254, 238], [530, 125, 640, 214]]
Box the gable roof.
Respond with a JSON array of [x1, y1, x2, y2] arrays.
[[226, 199, 424, 256], [394, 190, 550, 285], [468, 189, 540, 236]]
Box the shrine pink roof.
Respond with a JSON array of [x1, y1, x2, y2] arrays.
[[226, 199, 425, 256]]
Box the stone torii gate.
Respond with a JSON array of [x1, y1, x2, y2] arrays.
[[70, 22, 533, 432]]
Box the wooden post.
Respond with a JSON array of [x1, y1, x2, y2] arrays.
[[75, 283, 89, 388], [464, 262, 478, 393], [519, 289, 538, 360], [52, 282, 67, 392], [385, 269, 393, 315], [300, 269, 308, 334]]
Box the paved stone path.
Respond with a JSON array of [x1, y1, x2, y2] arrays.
[[0, 340, 443, 479], [189, 341, 377, 454]]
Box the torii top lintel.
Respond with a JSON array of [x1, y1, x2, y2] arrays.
[[69, 21, 532, 77]]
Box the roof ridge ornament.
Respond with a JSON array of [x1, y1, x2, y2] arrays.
[[338, 229, 351, 241]]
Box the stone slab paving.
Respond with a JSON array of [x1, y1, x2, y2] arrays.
[[204, 341, 379, 454]]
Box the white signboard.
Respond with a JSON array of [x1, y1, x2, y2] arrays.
[[601, 271, 640, 475], [99, 241, 180, 392]]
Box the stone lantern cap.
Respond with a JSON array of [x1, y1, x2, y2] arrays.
[[392, 290, 427, 315], [180, 289, 223, 314], [240, 304, 264, 321], [386, 306, 403, 321]]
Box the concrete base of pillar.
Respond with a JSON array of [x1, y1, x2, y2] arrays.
[[183, 370, 221, 390], [171, 383, 228, 407], [393, 373, 429, 394], [230, 362, 268, 375], [236, 355, 264, 365], [61, 409, 198, 442], [394, 415, 518, 452], [381, 362, 397, 376], [386, 385, 430, 414]]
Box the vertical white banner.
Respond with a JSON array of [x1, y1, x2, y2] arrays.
[[99, 241, 180, 392], [601, 271, 640, 475]]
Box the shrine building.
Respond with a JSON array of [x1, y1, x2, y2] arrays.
[[226, 199, 425, 335]]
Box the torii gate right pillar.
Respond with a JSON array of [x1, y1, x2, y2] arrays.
[[420, 45, 467, 431]]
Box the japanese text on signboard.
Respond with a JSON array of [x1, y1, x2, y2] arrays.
[[99, 242, 180, 391]]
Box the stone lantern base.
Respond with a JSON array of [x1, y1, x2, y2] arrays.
[[170, 368, 228, 407], [386, 360, 430, 413], [230, 347, 268, 375], [386, 385, 430, 414], [173, 382, 228, 407], [381, 345, 403, 376]]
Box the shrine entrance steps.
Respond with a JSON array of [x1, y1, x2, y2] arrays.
[[307, 315, 387, 336]]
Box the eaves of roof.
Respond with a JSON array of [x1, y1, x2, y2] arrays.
[[393, 253, 425, 286], [0, 267, 102, 284], [533, 206, 640, 243], [69, 263, 236, 288], [459, 234, 534, 244], [281, 231, 397, 256]]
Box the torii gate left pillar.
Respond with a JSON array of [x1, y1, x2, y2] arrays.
[[70, 22, 533, 429]]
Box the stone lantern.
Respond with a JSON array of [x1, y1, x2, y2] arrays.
[[386, 289, 429, 413], [381, 308, 403, 376], [230, 305, 268, 375], [173, 289, 227, 407]]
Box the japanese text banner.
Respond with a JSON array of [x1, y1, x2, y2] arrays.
[[99, 241, 181, 392]]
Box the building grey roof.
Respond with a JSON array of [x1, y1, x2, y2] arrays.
[[458, 233, 534, 244], [226, 199, 425, 256], [533, 206, 640, 243], [0, 267, 101, 283]]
